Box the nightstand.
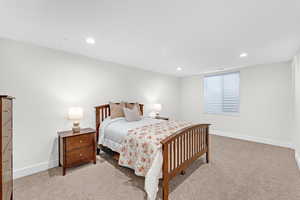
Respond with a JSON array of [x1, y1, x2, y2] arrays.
[[58, 128, 96, 176], [155, 116, 169, 120]]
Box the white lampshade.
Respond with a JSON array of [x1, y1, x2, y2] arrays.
[[68, 107, 83, 121], [153, 104, 162, 112]]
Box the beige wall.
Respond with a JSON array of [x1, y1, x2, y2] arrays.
[[180, 62, 293, 147], [0, 38, 181, 178]]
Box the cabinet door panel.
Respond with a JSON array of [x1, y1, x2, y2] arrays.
[[1, 99, 12, 126], [2, 141, 12, 162], [2, 124, 12, 152], [2, 182, 8, 200], [2, 160, 12, 200]]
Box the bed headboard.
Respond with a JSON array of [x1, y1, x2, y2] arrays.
[[95, 103, 144, 142]]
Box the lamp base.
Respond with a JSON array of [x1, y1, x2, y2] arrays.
[[72, 122, 80, 133]]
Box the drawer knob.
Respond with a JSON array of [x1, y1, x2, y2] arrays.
[[80, 140, 82, 143], [80, 154, 82, 157]]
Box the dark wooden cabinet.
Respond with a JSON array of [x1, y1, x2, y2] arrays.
[[0, 96, 14, 200], [58, 128, 96, 175]]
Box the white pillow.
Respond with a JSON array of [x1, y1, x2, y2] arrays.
[[123, 106, 142, 122]]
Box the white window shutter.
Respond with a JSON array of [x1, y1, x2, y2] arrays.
[[223, 73, 240, 113], [204, 75, 223, 114], [204, 72, 240, 114]]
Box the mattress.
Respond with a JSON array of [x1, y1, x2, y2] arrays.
[[99, 116, 161, 152]]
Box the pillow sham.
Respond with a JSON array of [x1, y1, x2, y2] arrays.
[[123, 105, 142, 122], [109, 101, 125, 119], [125, 102, 142, 116]]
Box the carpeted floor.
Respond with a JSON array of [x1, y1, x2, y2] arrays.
[[14, 135, 300, 200]]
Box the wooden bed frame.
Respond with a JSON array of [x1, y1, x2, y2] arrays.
[[95, 103, 210, 200]]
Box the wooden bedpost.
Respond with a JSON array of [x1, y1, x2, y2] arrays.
[[161, 124, 210, 200], [96, 108, 100, 142], [206, 126, 210, 163], [95, 103, 144, 154], [162, 142, 169, 200]]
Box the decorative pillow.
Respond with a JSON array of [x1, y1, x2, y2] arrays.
[[123, 105, 142, 122], [109, 102, 125, 119], [125, 102, 142, 116]]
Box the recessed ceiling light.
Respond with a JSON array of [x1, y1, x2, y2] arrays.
[[240, 52, 248, 58], [86, 37, 95, 44], [177, 67, 182, 71]]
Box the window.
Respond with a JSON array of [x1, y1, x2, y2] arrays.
[[204, 72, 240, 114]]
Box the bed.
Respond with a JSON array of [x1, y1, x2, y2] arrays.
[[95, 103, 210, 200]]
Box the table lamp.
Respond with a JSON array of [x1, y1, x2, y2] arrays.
[[153, 103, 162, 117], [68, 107, 83, 133]]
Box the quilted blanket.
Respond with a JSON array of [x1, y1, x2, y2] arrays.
[[118, 120, 193, 176]]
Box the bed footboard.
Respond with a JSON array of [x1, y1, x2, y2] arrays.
[[160, 124, 210, 200]]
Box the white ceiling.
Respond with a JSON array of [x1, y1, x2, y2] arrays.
[[1, 0, 300, 76]]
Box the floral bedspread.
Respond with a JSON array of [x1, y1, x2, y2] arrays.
[[118, 120, 193, 176]]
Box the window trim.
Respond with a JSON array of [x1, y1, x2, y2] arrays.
[[203, 71, 240, 115]]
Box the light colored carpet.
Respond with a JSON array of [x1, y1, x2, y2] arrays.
[[14, 135, 300, 200]]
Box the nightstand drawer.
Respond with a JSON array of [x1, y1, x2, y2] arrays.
[[66, 134, 94, 151], [66, 146, 94, 166]]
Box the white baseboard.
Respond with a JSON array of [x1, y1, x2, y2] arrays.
[[211, 130, 294, 149], [13, 159, 59, 179], [295, 151, 300, 170]]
